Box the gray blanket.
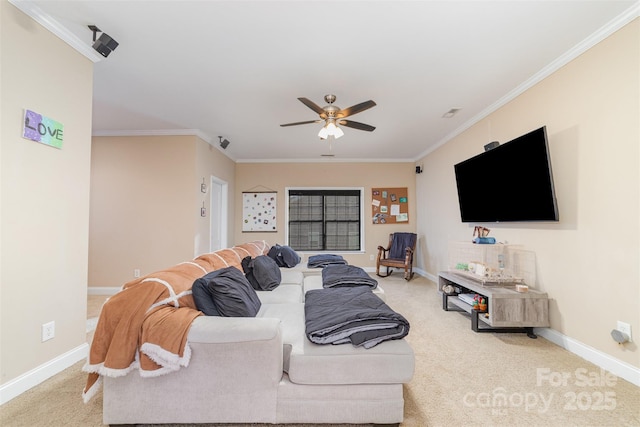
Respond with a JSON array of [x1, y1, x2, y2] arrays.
[[321, 264, 378, 289], [304, 287, 409, 348], [307, 254, 347, 268], [389, 233, 416, 259]]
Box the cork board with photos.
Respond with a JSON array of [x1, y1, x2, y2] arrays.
[[371, 187, 409, 224]]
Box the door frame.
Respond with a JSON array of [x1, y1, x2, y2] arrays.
[[209, 176, 228, 251]]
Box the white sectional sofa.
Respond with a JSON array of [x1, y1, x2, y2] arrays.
[[99, 243, 415, 425]]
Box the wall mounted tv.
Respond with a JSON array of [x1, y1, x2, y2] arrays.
[[454, 126, 559, 223]]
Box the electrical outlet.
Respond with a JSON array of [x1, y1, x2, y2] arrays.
[[369, 254, 374, 261], [41, 321, 55, 342], [617, 321, 632, 342], [134, 269, 140, 278]]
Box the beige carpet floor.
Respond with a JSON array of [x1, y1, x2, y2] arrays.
[[1, 274, 638, 427]]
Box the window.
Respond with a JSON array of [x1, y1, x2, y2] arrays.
[[287, 188, 363, 251]]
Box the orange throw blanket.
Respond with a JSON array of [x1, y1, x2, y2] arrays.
[[82, 241, 270, 402]]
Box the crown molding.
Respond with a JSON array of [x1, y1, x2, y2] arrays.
[[9, 0, 104, 63], [235, 157, 416, 164], [92, 128, 211, 143], [414, 1, 640, 161], [91, 129, 238, 162]]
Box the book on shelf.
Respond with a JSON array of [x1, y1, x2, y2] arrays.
[[457, 293, 476, 305]]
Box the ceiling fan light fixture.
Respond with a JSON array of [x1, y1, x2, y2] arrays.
[[318, 126, 329, 140], [318, 119, 344, 140], [331, 123, 344, 139], [283, 95, 375, 140]]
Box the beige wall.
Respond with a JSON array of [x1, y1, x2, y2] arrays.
[[195, 139, 236, 253], [89, 135, 236, 288], [416, 19, 639, 368], [234, 162, 416, 267], [89, 154, 415, 282], [0, 2, 93, 384]]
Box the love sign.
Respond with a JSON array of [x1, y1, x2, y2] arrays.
[[23, 109, 64, 149]]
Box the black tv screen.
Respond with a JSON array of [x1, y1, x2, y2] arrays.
[[454, 126, 559, 222]]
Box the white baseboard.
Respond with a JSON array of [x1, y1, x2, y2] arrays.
[[363, 266, 432, 280], [87, 286, 120, 295], [415, 267, 433, 281], [535, 327, 640, 387], [0, 343, 89, 405]]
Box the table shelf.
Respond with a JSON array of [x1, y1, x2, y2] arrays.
[[439, 271, 549, 338]]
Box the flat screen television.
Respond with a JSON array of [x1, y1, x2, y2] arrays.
[[454, 126, 559, 222]]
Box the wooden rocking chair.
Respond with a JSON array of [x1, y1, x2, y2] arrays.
[[376, 232, 417, 280]]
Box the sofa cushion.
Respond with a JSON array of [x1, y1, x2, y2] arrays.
[[276, 375, 404, 424], [287, 337, 414, 385], [258, 303, 305, 373], [257, 284, 303, 304], [285, 263, 322, 277], [279, 269, 304, 285], [193, 267, 261, 317]]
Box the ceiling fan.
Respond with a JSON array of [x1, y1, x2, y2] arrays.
[[280, 94, 376, 139]]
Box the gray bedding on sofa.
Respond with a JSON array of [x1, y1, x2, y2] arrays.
[[304, 287, 409, 348], [321, 264, 378, 289], [306, 254, 348, 268]]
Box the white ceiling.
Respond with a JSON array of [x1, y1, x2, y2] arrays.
[[13, 0, 639, 162]]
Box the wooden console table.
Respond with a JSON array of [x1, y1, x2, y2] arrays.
[[438, 271, 549, 338]]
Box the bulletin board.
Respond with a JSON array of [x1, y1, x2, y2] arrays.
[[371, 187, 409, 224]]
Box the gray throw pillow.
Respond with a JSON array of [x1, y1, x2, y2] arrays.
[[242, 255, 281, 291], [192, 267, 261, 317], [267, 244, 301, 268]]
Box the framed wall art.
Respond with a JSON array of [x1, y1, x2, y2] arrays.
[[242, 191, 277, 232]]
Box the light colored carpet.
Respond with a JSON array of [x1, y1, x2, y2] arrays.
[[1, 274, 638, 427]]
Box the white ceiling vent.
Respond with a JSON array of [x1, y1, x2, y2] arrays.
[[442, 108, 461, 118]]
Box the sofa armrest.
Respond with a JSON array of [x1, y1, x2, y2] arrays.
[[104, 315, 283, 425]]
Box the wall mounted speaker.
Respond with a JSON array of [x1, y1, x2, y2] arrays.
[[220, 139, 230, 149], [93, 33, 119, 57], [484, 141, 500, 152], [415, 166, 423, 174]]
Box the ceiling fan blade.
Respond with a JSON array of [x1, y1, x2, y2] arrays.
[[337, 100, 376, 118], [338, 120, 376, 132], [280, 120, 322, 127], [298, 97, 325, 115]]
